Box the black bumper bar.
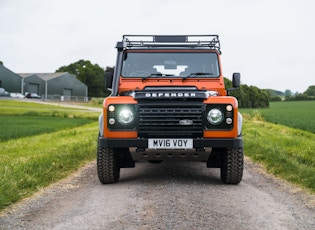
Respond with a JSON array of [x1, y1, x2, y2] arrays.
[[99, 137, 243, 148]]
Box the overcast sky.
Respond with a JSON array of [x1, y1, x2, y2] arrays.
[[1, 0, 314, 93]]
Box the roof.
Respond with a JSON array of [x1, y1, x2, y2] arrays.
[[0, 64, 22, 79], [18, 72, 70, 81]]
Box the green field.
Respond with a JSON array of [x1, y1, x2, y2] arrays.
[[241, 101, 315, 133], [0, 100, 98, 119], [0, 115, 94, 141], [0, 100, 99, 211], [0, 100, 99, 141]]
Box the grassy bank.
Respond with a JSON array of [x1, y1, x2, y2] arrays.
[[0, 123, 98, 210], [243, 114, 315, 193], [0, 99, 99, 211], [241, 101, 315, 192]]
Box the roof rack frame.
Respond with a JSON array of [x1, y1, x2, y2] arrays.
[[122, 35, 221, 53]]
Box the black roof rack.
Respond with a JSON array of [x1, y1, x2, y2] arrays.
[[121, 35, 221, 53]]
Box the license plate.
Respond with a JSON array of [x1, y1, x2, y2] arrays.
[[148, 139, 193, 149]]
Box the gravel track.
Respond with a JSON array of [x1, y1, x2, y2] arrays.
[[0, 158, 314, 229]]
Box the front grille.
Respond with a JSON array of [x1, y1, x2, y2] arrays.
[[138, 101, 203, 138]]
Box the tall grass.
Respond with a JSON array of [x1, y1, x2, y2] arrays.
[[0, 123, 98, 210], [88, 97, 104, 106], [241, 101, 315, 192], [0, 99, 100, 211], [243, 113, 315, 193]]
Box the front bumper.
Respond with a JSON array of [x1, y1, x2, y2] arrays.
[[98, 137, 243, 149]]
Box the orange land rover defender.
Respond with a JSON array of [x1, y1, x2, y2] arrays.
[[97, 35, 243, 184]]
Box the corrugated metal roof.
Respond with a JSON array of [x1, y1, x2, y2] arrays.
[[19, 73, 36, 78], [18, 72, 69, 80]]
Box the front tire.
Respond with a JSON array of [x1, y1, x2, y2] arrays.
[[220, 147, 243, 184], [97, 146, 120, 184]]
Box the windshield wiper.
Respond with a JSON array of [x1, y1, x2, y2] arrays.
[[142, 73, 175, 80], [182, 72, 213, 80], [141, 73, 163, 80]]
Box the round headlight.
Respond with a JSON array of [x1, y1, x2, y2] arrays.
[[207, 108, 223, 125], [118, 109, 134, 124]]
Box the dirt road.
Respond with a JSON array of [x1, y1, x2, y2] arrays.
[[1, 158, 314, 229]]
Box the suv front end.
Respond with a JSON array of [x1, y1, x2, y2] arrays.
[[97, 35, 243, 185]]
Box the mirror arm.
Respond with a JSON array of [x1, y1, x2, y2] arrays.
[[227, 87, 239, 96], [227, 72, 241, 96]]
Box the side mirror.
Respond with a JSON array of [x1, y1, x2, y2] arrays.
[[227, 73, 241, 95], [232, 73, 241, 88], [104, 72, 113, 89]]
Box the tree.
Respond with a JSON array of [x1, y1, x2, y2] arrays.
[[284, 89, 293, 97], [224, 77, 269, 108], [304, 85, 315, 96], [56, 60, 106, 97], [105, 66, 114, 74]]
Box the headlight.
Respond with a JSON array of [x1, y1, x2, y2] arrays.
[[118, 109, 134, 124], [107, 104, 136, 130], [207, 108, 223, 125]]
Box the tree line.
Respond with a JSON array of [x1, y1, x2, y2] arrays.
[[283, 86, 315, 101], [224, 78, 269, 108]]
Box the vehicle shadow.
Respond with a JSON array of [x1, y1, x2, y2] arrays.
[[118, 161, 224, 185]]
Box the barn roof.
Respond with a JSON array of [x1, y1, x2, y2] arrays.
[[18, 72, 69, 80], [0, 64, 22, 79]]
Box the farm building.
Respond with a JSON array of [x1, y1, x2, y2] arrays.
[[19, 73, 88, 100], [0, 64, 22, 93], [0, 64, 88, 100], [19, 74, 45, 96]]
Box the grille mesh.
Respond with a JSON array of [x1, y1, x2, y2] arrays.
[[138, 102, 203, 138]]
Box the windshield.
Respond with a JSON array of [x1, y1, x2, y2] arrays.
[[121, 52, 220, 78]]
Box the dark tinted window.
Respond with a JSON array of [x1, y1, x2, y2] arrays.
[[122, 52, 220, 78]]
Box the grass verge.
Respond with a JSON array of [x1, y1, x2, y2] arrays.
[[0, 122, 98, 211], [243, 114, 315, 193]]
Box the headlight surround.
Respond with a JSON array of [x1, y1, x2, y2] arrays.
[[204, 104, 234, 130], [118, 108, 134, 124], [107, 104, 136, 130], [207, 108, 223, 125]]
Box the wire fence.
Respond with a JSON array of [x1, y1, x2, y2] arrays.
[[44, 95, 89, 102]]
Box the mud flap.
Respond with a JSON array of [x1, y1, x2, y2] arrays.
[[207, 148, 222, 168], [118, 148, 135, 168]]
